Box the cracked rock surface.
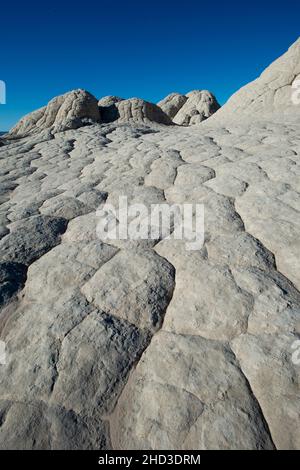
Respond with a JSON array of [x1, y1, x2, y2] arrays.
[[0, 38, 300, 449]]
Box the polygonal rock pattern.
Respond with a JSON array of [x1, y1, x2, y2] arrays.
[[0, 262, 27, 308], [81, 249, 175, 332], [112, 332, 275, 450], [50, 311, 149, 416], [159, 257, 253, 341], [0, 38, 300, 450], [0, 215, 68, 266], [232, 332, 300, 449], [0, 401, 109, 450]]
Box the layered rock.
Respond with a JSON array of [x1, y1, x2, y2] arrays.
[[157, 93, 188, 119], [9, 89, 100, 137], [172, 90, 221, 125], [115, 98, 173, 125]]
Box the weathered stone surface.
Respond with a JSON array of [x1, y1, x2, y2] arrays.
[[9, 89, 100, 137], [159, 257, 253, 341], [157, 93, 188, 119], [98, 96, 124, 107], [39, 195, 91, 220], [0, 401, 109, 450], [81, 249, 175, 332], [0, 39, 299, 450], [112, 332, 275, 450], [50, 311, 149, 415], [232, 332, 300, 449], [210, 37, 300, 123], [24, 241, 118, 302], [0, 215, 68, 266], [0, 262, 27, 308], [235, 184, 300, 290], [115, 98, 173, 125], [62, 212, 98, 243], [173, 90, 220, 125]]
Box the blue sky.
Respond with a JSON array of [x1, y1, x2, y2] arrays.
[[0, 0, 299, 130]]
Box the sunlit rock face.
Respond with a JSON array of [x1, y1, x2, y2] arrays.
[[0, 38, 300, 450], [158, 90, 220, 125], [209, 37, 300, 124], [9, 89, 101, 137], [98, 96, 173, 125], [157, 93, 188, 119]]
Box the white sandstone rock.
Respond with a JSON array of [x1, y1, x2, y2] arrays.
[[172, 90, 220, 125], [157, 93, 188, 119], [112, 331, 275, 450], [0, 38, 300, 450], [10, 89, 100, 137], [210, 37, 300, 123], [115, 98, 173, 125]]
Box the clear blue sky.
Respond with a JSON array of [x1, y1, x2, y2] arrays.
[[0, 0, 299, 130]]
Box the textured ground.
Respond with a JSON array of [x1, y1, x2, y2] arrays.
[[0, 38, 299, 450], [0, 115, 300, 449]]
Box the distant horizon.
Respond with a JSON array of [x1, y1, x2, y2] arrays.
[[1, 0, 300, 131]]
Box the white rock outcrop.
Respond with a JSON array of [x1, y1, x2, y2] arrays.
[[157, 93, 188, 119], [98, 96, 124, 123], [9, 89, 101, 137], [98, 95, 124, 107], [0, 38, 299, 450], [98, 96, 173, 125], [172, 90, 221, 125], [115, 98, 173, 125], [210, 37, 300, 123]]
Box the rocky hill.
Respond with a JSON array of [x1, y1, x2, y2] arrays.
[[8, 88, 220, 140], [209, 38, 300, 124], [158, 90, 220, 125], [0, 39, 299, 450]]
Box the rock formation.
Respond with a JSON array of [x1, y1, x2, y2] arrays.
[[9, 89, 101, 137], [99, 97, 173, 125], [157, 90, 220, 125], [98, 96, 124, 123], [116, 98, 173, 125], [172, 90, 221, 125], [210, 37, 300, 123], [157, 92, 188, 119], [0, 38, 299, 450], [9, 89, 219, 137]]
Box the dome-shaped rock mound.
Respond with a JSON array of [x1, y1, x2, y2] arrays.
[[98, 95, 124, 123], [157, 93, 188, 119], [172, 90, 221, 125], [210, 37, 300, 124], [98, 95, 124, 107], [115, 98, 173, 125], [10, 89, 101, 137]]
